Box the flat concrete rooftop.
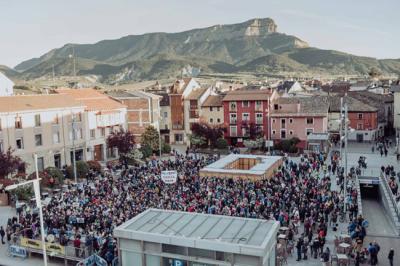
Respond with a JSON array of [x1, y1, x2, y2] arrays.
[[114, 209, 279, 256]]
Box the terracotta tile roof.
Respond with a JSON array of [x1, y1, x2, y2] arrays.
[[0, 94, 83, 113], [222, 89, 271, 101], [56, 88, 126, 111], [202, 95, 224, 107], [186, 88, 207, 100], [328, 95, 377, 112], [271, 96, 329, 116]]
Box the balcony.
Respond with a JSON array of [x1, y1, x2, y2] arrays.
[[230, 131, 237, 137], [256, 119, 263, 125], [255, 106, 263, 112], [229, 119, 237, 124], [189, 110, 199, 119], [172, 124, 184, 130]]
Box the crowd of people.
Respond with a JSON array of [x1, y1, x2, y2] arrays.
[[2, 146, 397, 265]]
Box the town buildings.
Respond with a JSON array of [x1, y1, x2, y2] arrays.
[[0, 94, 86, 173], [200, 95, 224, 125], [107, 90, 161, 141], [269, 96, 329, 151], [329, 95, 378, 142], [390, 82, 400, 141], [56, 88, 127, 161], [222, 89, 272, 146], [0, 72, 14, 96]]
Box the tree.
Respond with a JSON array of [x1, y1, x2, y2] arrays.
[[107, 128, 136, 165], [66, 161, 89, 179], [189, 134, 206, 148], [0, 148, 25, 179], [215, 138, 228, 150], [244, 138, 264, 150], [141, 126, 160, 152], [368, 67, 382, 78], [191, 122, 226, 148], [241, 122, 262, 140]]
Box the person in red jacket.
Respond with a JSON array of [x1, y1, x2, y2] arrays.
[[74, 235, 81, 258]]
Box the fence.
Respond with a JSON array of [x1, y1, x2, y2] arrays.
[[13, 235, 94, 262]]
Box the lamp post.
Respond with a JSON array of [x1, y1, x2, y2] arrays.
[[71, 114, 77, 183], [6, 154, 47, 266]]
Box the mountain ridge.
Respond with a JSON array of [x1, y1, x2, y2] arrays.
[[4, 18, 400, 82]]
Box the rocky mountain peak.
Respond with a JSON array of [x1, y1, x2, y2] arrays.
[[244, 18, 277, 36]]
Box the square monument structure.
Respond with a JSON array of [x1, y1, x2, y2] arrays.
[[200, 154, 283, 180]]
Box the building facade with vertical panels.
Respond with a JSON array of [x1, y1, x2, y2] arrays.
[[114, 209, 279, 266], [108, 90, 161, 141], [0, 94, 86, 174], [56, 88, 127, 161]]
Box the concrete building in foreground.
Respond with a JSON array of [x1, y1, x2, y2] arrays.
[[114, 209, 279, 266]]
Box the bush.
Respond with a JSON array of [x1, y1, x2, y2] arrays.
[[274, 137, 300, 153], [140, 145, 153, 159], [215, 138, 228, 150], [66, 161, 89, 180], [44, 167, 63, 187], [12, 185, 33, 201], [87, 160, 102, 173], [162, 143, 171, 154]]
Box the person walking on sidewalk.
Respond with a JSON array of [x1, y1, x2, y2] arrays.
[[0, 226, 5, 244], [388, 248, 394, 266]]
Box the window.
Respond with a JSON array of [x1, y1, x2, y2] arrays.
[[242, 101, 249, 108], [174, 134, 183, 142], [289, 118, 293, 124], [281, 130, 286, 139], [210, 118, 213, 123], [242, 113, 250, 121], [289, 130, 293, 135], [53, 132, 60, 144], [101, 128, 106, 137], [357, 123, 363, 130], [35, 134, 42, 146], [34, 114, 41, 127], [306, 118, 314, 124], [16, 138, 24, 149], [272, 119, 276, 123], [217, 107, 220, 112], [230, 126, 237, 136], [358, 113, 363, 119], [0, 141, 3, 153], [209, 107, 213, 112], [37, 157, 44, 172], [90, 129, 96, 139], [53, 114, 59, 124], [73, 112, 82, 122], [229, 102, 237, 111], [15, 116, 22, 129], [281, 119, 286, 128], [77, 128, 83, 139], [217, 118, 221, 123], [274, 104, 279, 110], [255, 101, 262, 109], [306, 128, 314, 135], [242, 128, 248, 136], [163, 112, 168, 118], [0, 118, 2, 131], [256, 113, 263, 124], [164, 124, 168, 130], [272, 130, 276, 135], [230, 113, 237, 124]]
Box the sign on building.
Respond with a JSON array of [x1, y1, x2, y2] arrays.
[[161, 170, 177, 184], [9, 245, 27, 258]]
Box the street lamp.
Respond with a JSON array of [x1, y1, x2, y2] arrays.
[[6, 154, 47, 266]]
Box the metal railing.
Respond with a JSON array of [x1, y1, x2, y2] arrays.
[[380, 175, 400, 220]]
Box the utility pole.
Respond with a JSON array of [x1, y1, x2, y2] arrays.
[[344, 102, 348, 212], [71, 114, 77, 183]]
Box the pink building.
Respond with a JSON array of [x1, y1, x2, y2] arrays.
[[270, 96, 329, 150]]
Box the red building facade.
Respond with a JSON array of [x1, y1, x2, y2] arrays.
[[222, 90, 271, 146]]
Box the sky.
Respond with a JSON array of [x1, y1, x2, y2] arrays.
[[0, 0, 399, 68]]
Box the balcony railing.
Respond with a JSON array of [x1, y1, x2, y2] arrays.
[[230, 119, 237, 124], [230, 131, 237, 137], [256, 119, 263, 125], [172, 124, 184, 130], [255, 106, 263, 112], [189, 110, 199, 119]]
